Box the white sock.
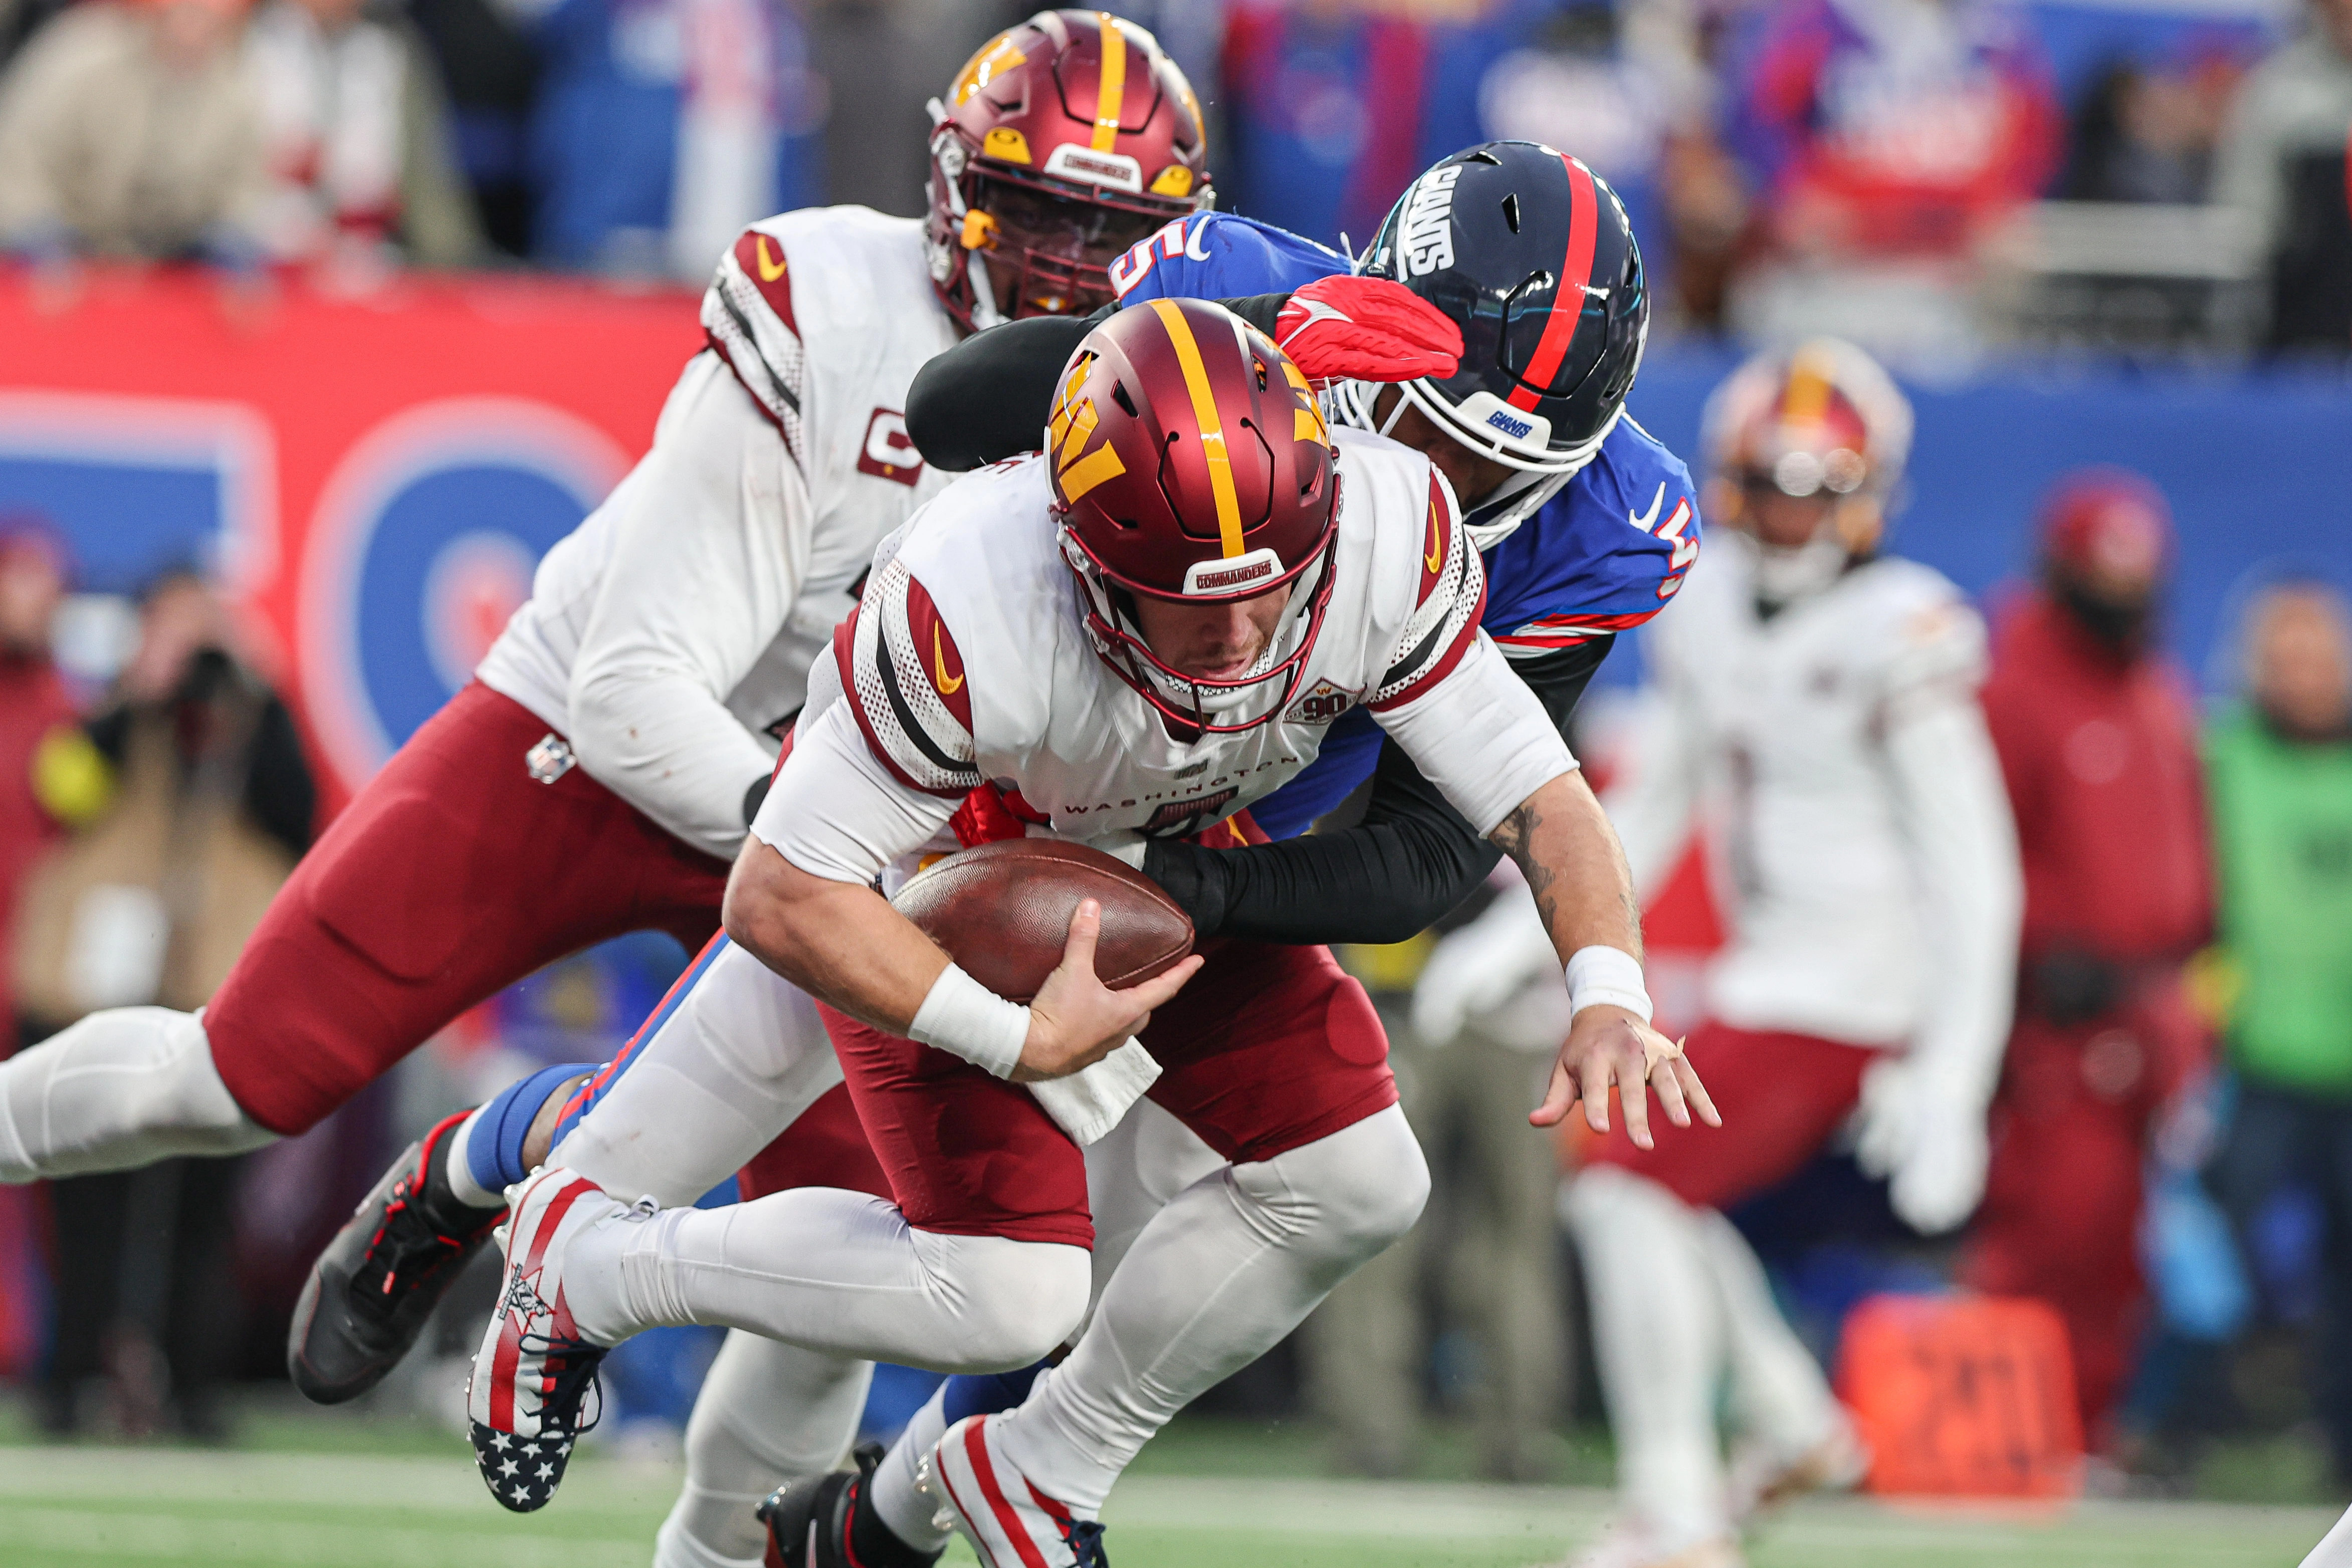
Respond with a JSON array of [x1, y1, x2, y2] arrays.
[[442, 1106, 502, 1210], [871, 1385, 955, 1552], [995, 1105, 1427, 1515], [0, 1007, 273, 1181], [654, 1328, 873, 1568], [1696, 1207, 1841, 1457], [1564, 1166, 1731, 1551], [552, 942, 845, 1209], [558, 1183, 1090, 1373]]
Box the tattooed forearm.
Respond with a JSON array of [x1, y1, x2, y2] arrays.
[[1491, 799, 1563, 933], [1487, 771, 1644, 963]]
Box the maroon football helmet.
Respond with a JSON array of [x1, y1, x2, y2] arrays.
[[926, 12, 1212, 331], [1049, 298, 1341, 735]]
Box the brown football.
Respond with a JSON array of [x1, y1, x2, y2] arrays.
[[890, 839, 1194, 1004]]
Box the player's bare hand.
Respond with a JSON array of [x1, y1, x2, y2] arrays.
[[1014, 899, 1203, 1082], [1531, 1006, 1721, 1149]]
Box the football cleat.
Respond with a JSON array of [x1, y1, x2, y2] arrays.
[[1726, 1418, 1870, 1528], [464, 1166, 634, 1512], [1564, 1521, 1745, 1568], [758, 1442, 941, 1568], [926, 1414, 1108, 1568], [287, 1108, 499, 1404]]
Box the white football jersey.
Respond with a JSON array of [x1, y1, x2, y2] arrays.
[[784, 426, 1572, 874], [475, 208, 961, 858], [1604, 530, 2020, 1055]]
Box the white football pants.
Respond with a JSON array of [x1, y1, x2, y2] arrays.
[[0, 1007, 275, 1182], [547, 933, 1433, 1563], [1563, 1165, 1842, 1552]]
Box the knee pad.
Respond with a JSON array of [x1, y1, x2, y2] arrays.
[[1238, 1104, 1430, 1264], [922, 1234, 1091, 1373], [1, 1007, 271, 1180]]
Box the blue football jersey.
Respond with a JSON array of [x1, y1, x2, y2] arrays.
[[1109, 212, 1702, 842]]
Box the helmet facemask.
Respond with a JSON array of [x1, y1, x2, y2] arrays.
[[1058, 520, 1340, 739]]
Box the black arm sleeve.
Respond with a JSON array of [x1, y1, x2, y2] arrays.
[[905, 294, 1293, 473], [1142, 634, 1616, 945]]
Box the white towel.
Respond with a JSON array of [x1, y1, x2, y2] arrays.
[[1027, 1038, 1161, 1146]]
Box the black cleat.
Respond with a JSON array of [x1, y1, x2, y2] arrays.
[[287, 1108, 498, 1404], [760, 1442, 941, 1568]]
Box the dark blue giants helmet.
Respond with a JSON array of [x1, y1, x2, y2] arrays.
[[1342, 142, 1649, 546]]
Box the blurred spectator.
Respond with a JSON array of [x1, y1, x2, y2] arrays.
[[1304, 906, 1569, 1482], [2213, 0, 2352, 352], [804, 0, 1016, 219], [13, 571, 313, 1439], [1724, 0, 2060, 359], [1474, 6, 1677, 299], [0, 0, 272, 264], [1960, 471, 2213, 1447], [0, 521, 77, 1388], [0, 524, 84, 1039], [518, 0, 824, 280], [2060, 50, 2243, 204], [405, 0, 542, 256], [1219, 0, 1506, 251], [244, 0, 484, 270], [2203, 579, 2352, 1480]]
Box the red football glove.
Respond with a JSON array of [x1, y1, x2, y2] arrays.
[[1273, 274, 1462, 388]]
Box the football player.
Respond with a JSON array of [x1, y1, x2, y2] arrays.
[[1557, 341, 2021, 1567], [0, 5, 1232, 1373], [463, 304, 1715, 1568], [336, 142, 1701, 1568]]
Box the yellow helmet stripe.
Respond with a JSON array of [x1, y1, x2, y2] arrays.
[[1781, 341, 1838, 425], [1148, 300, 1246, 558], [1092, 14, 1127, 152]]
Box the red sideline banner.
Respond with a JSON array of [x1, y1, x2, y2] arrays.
[[0, 265, 706, 807]]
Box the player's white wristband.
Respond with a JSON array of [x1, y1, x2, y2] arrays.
[[908, 963, 1031, 1079], [1565, 945, 1652, 1025]]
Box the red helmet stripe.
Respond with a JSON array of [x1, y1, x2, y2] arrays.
[[1091, 14, 1127, 152], [1505, 153, 1598, 414], [1146, 299, 1247, 558]]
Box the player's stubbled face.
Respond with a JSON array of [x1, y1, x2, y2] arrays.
[[1128, 588, 1289, 682], [1369, 388, 1513, 506]]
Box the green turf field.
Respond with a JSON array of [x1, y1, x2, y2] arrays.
[[0, 1445, 2336, 1568]]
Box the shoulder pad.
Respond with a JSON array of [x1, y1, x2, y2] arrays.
[[1864, 563, 1988, 702], [703, 222, 806, 462], [1370, 466, 1486, 710], [1108, 212, 1347, 306], [1485, 420, 1702, 658], [834, 554, 983, 798]]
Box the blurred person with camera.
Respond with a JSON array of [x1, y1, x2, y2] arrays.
[[0, 0, 272, 265], [1556, 340, 2021, 1568], [2202, 580, 2352, 1484], [1958, 471, 2213, 1450], [14, 569, 314, 1438]]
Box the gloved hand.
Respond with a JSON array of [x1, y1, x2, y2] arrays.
[[1409, 885, 1556, 1046], [1275, 274, 1462, 388], [1851, 1054, 1991, 1235]]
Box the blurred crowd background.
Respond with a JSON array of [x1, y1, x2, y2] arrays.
[[0, 0, 2346, 358], [0, 0, 2346, 1522]]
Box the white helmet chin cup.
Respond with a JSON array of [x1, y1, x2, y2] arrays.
[[1333, 377, 1610, 550], [1750, 532, 1849, 606]]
